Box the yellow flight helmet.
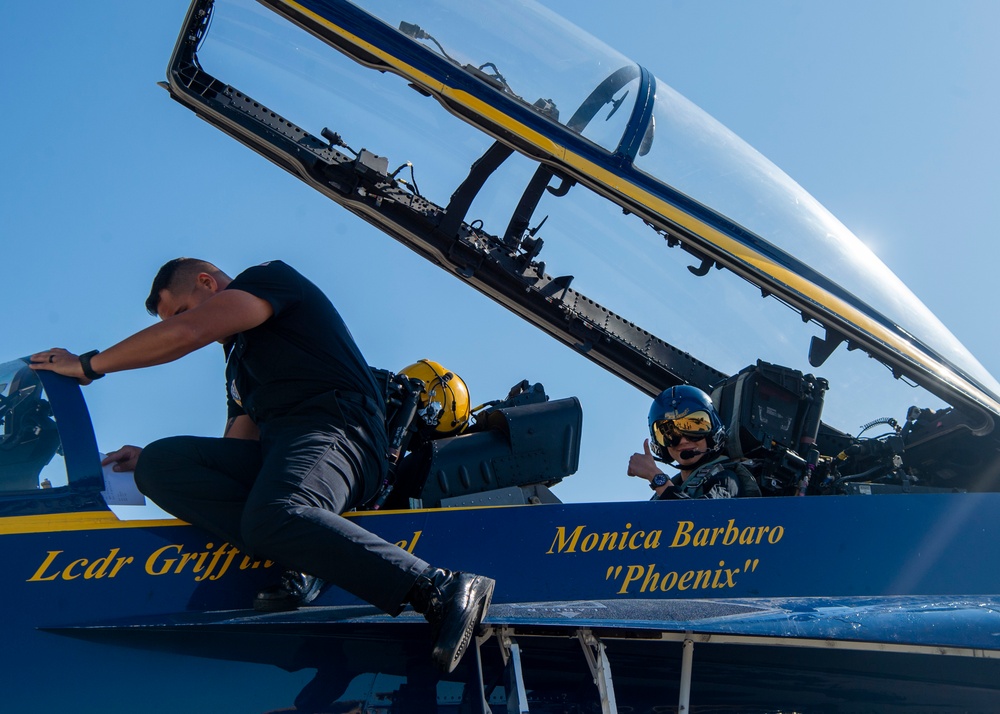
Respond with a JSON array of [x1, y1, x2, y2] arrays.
[[398, 359, 471, 435]]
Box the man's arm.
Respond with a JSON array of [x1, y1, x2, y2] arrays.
[[30, 289, 273, 380]]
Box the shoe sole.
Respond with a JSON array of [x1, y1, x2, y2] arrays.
[[432, 576, 495, 674], [253, 579, 324, 613]]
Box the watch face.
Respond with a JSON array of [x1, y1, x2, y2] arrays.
[[652, 473, 668, 488]]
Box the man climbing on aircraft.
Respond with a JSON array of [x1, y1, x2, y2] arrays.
[[30, 257, 494, 673], [627, 385, 761, 499]]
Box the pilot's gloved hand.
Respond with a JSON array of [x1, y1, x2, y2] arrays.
[[627, 439, 660, 482], [102, 445, 142, 472]]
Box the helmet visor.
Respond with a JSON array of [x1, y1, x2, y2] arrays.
[[652, 410, 714, 448]]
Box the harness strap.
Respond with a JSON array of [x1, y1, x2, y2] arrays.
[[713, 372, 749, 459]]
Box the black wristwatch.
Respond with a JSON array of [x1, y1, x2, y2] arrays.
[[650, 473, 669, 489], [79, 350, 105, 380]]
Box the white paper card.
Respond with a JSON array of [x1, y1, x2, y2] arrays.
[[100, 453, 146, 506]]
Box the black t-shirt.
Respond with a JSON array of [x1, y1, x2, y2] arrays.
[[224, 261, 380, 423]]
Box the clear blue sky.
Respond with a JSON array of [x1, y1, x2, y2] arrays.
[[3, 0, 998, 504]]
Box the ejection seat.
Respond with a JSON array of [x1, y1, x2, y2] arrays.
[[710, 361, 829, 495], [375, 373, 583, 509]]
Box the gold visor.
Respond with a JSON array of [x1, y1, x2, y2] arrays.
[[652, 411, 713, 448]]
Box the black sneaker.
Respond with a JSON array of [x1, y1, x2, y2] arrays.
[[409, 568, 495, 673], [253, 571, 324, 612]]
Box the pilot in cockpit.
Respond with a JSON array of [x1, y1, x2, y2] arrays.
[[627, 385, 760, 500]]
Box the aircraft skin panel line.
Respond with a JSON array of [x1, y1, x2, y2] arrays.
[[262, 0, 1000, 418]]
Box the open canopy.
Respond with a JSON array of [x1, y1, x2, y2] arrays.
[[170, 0, 1000, 434]]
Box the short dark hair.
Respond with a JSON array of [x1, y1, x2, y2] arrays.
[[145, 258, 223, 315]]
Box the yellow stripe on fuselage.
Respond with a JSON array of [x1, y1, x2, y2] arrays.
[[0, 502, 526, 536], [0, 511, 185, 536], [269, 1, 1000, 415]]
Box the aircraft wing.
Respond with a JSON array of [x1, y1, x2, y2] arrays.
[[47, 597, 1000, 711], [47, 595, 1000, 657]]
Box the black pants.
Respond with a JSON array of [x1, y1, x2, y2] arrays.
[[134, 397, 427, 615]]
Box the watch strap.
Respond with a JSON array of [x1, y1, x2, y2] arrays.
[[79, 350, 105, 380]]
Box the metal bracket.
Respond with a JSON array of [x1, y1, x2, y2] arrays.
[[459, 633, 491, 714], [808, 327, 845, 368], [577, 629, 618, 714], [497, 627, 529, 713], [678, 637, 694, 713]]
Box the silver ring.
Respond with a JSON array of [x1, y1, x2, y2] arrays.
[[48, 355, 54, 363]]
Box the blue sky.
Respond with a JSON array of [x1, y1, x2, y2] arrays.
[[3, 0, 998, 505]]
